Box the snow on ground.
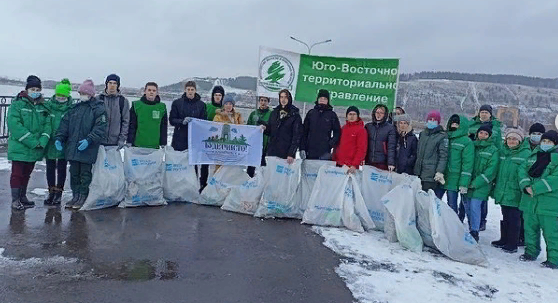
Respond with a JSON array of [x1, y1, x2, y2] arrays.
[[314, 199, 558, 303], [0, 157, 9, 171], [0, 247, 77, 270]]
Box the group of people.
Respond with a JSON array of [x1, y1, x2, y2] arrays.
[[6, 74, 558, 269]]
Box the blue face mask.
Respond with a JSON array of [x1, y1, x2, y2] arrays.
[[540, 143, 554, 152], [29, 92, 41, 99], [530, 134, 542, 144], [426, 120, 438, 129]]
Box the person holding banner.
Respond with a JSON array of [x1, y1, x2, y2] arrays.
[[263, 89, 302, 164], [127, 82, 168, 149], [332, 106, 367, 174], [300, 89, 341, 161], [365, 104, 396, 171], [213, 94, 243, 124], [247, 96, 272, 177]]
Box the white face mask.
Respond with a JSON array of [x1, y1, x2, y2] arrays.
[[79, 95, 90, 102]]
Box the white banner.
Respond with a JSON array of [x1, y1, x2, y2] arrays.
[[188, 119, 263, 166], [257, 46, 301, 100]]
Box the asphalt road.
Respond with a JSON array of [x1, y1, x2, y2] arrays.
[[0, 161, 354, 303]]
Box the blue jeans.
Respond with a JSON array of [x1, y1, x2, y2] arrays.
[[463, 197, 483, 232], [446, 190, 460, 214]]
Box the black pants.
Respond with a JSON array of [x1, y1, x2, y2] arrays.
[[501, 205, 521, 248], [481, 200, 488, 225], [69, 161, 93, 196], [247, 154, 267, 178], [195, 165, 209, 191], [46, 159, 68, 189]]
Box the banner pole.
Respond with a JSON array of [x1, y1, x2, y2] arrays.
[[393, 58, 401, 112]]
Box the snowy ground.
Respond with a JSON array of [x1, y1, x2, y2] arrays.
[[315, 198, 558, 303]]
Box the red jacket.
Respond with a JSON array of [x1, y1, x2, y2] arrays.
[[332, 119, 368, 168]]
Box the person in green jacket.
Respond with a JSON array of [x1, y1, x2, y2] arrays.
[[443, 114, 474, 214], [518, 130, 558, 269], [7, 75, 53, 210], [205, 86, 224, 121], [55, 79, 107, 210], [491, 128, 531, 253], [464, 124, 500, 241], [127, 82, 168, 149], [414, 110, 448, 196], [44, 79, 73, 205], [246, 96, 272, 178]]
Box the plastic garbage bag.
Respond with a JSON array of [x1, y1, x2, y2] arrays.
[[293, 160, 335, 215], [382, 184, 424, 252], [163, 146, 200, 203], [255, 157, 302, 218], [415, 190, 435, 248], [120, 147, 166, 208], [81, 146, 126, 210], [221, 168, 266, 215], [198, 166, 249, 206]]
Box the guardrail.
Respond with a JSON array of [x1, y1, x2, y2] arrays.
[[0, 96, 13, 146]]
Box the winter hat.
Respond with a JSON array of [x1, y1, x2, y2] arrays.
[[55, 78, 71, 97], [448, 114, 460, 126], [529, 123, 546, 135], [25, 75, 42, 90], [541, 130, 558, 145], [211, 86, 225, 99], [223, 94, 235, 106], [316, 89, 330, 103], [346, 106, 360, 117], [505, 128, 524, 142], [395, 106, 406, 114], [394, 113, 411, 123], [426, 110, 441, 124], [105, 74, 120, 89], [78, 79, 96, 97], [477, 123, 493, 137], [479, 104, 493, 116]]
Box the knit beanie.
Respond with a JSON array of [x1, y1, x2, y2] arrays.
[[477, 123, 493, 137], [212, 86, 225, 98], [529, 123, 546, 135], [395, 106, 405, 114], [479, 104, 493, 116], [505, 128, 524, 142], [316, 89, 330, 103], [394, 113, 411, 123], [426, 110, 441, 124], [448, 114, 460, 126], [54, 78, 72, 97], [105, 74, 120, 89], [78, 79, 96, 97], [25, 75, 42, 90], [541, 130, 558, 145], [223, 94, 235, 106], [346, 106, 360, 117]]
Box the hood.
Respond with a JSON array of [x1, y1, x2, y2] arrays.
[[447, 114, 470, 139], [274, 102, 300, 117], [425, 125, 444, 135], [17, 91, 44, 104], [278, 89, 293, 109], [372, 104, 389, 124], [345, 118, 364, 128], [257, 107, 270, 115], [182, 92, 201, 102], [503, 137, 531, 155], [211, 86, 225, 108], [140, 95, 161, 105]]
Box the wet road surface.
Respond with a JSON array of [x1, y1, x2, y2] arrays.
[[0, 162, 354, 303]]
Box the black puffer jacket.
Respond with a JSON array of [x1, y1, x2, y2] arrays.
[[264, 91, 303, 159], [364, 104, 397, 166], [169, 93, 207, 151], [300, 103, 341, 159], [395, 129, 418, 174]]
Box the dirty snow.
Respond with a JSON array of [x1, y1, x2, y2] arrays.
[[0, 247, 77, 269], [314, 199, 558, 303], [0, 158, 10, 171]]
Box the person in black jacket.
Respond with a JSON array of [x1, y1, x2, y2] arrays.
[[169, 81, 208, 190], [365, 104, 397, 171], [263, 89, 303, 164], [393, 113, 417, 174], [300, 89, 341, 160]]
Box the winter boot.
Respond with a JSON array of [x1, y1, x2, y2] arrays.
[[72, 194, 87, 210], [44, 187, 56, 206], [11, 188, 25, 211], [470, 231, 479, 243], [542, 261, 558, 269], [491, 221, 507, 248], [65, 192, 80, 209], [519, 254, 537, 262], [19, 185, 35, 208], [52, 187, 63, 205], [479, 220, 487, 232]]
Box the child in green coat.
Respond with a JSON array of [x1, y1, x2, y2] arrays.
[[246, 96, 272, 177], [518, 130, 558, 269]]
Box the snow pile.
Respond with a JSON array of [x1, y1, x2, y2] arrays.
[[0, 158, 10, 171], [0, 247, 78, 270]]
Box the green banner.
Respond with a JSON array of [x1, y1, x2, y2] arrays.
[[295, 55, 399, 110]]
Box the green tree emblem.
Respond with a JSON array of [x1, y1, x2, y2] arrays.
[[265, 61, 285, 83]]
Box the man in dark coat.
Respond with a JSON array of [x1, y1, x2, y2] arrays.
[[365, 104, 397, 171], [393, 113, 418, 174], [264, 89, 303, 164], [300, 89, 341, 160]]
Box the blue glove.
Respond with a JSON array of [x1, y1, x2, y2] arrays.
[[77, 139, 89, 151], [55, 140, 63, 151]]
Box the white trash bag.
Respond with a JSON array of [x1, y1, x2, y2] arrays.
[[382, 184, 424, 252], [163, 147, 200, 203], [221, 168, 266, 215], [81, 146, 126, 211], [120, 147, 166, 208], [415, 190, 435, 248], [361, 166, 409, 231], [255, 157, 302, 218], [294, 160, 335, 215], [427, 190, 488, 266], [198, 166, 249, 206]]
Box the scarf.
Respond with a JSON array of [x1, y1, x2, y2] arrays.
[[528, 151, 552, 178]]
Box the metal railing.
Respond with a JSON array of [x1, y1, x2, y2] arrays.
[[0, 96, 13, 146]]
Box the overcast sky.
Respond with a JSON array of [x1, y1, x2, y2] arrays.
[[2, 0, 557, 87]]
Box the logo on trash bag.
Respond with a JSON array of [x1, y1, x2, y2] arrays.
[[104, 159, 117, 170], [131, 159, 157, 167], [276, 165, 295, 176], [370, 172, 392, 184]]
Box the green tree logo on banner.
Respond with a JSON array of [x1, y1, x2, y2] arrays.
[[259, 54, 295, 92], [265, 61, 285, 83]]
